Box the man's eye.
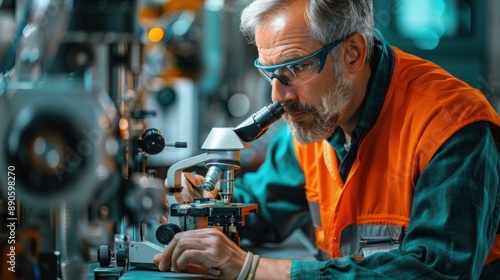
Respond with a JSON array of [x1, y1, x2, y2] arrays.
[[290, 60, 318, 72], [289, 64, 305, 71]]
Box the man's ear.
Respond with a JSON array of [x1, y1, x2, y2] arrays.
[[342, 32, 367, 74]]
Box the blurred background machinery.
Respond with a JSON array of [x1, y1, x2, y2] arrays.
[[373, 0, 500, 110], [139, 0, 278, 168], [0, 0, 499, 279], [0, 0, 275, 278]]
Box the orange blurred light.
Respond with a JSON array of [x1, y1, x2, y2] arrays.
[[148, 27, 164, 43]]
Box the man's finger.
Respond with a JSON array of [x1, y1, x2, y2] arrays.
[[203, 189, 218, 199], [186, 263, 210, 274], [171, 236, 210, 272], [153, 253, 168, 271]]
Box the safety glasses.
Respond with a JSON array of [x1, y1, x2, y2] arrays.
[[254, 38, 343, 88]]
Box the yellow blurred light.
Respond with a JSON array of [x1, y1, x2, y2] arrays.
[[148, 27, 164, 43]]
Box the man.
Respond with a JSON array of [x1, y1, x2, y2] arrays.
[[154, 0, 500, 279]]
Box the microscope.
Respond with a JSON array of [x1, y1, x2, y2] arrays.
[[164, 100, 284, 242], [97, 101, 285, 275]]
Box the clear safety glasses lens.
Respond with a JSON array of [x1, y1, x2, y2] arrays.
[[254, 38, 344, 88], [256, 57, 322, 88]]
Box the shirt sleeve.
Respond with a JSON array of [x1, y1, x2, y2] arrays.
[[291, 121, 500, 279], [233, 125, 309, 244]]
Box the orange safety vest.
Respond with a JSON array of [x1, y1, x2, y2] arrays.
[[293, 47, 500, 264]]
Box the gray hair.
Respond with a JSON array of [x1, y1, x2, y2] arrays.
[[240, 0, 374, 60]]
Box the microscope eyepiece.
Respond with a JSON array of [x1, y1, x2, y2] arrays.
[[234, 101, 284, 142]]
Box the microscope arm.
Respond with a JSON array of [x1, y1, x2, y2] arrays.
[[167, 127, 250, 190], [167, 153, 208, 189]]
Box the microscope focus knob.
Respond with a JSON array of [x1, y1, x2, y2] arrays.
[[140, 128, 165, 154], [97, 245, 111, 267], [156, 224, 182, 245], [116, 245, 128, 267]]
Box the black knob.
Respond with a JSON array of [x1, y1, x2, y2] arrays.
[[156, 87, 176, 108], [156, 224, 182, 245], [97, 245, 111, 267], [141, 128, 165, 154], [116, 245, 128, 267]]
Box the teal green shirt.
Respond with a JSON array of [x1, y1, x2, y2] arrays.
[[233, 32, 500, 279]]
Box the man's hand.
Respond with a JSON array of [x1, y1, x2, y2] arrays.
[[153, 228, 246, 280]]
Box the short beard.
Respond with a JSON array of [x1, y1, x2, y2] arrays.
[[285, 65, 352, 144]]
